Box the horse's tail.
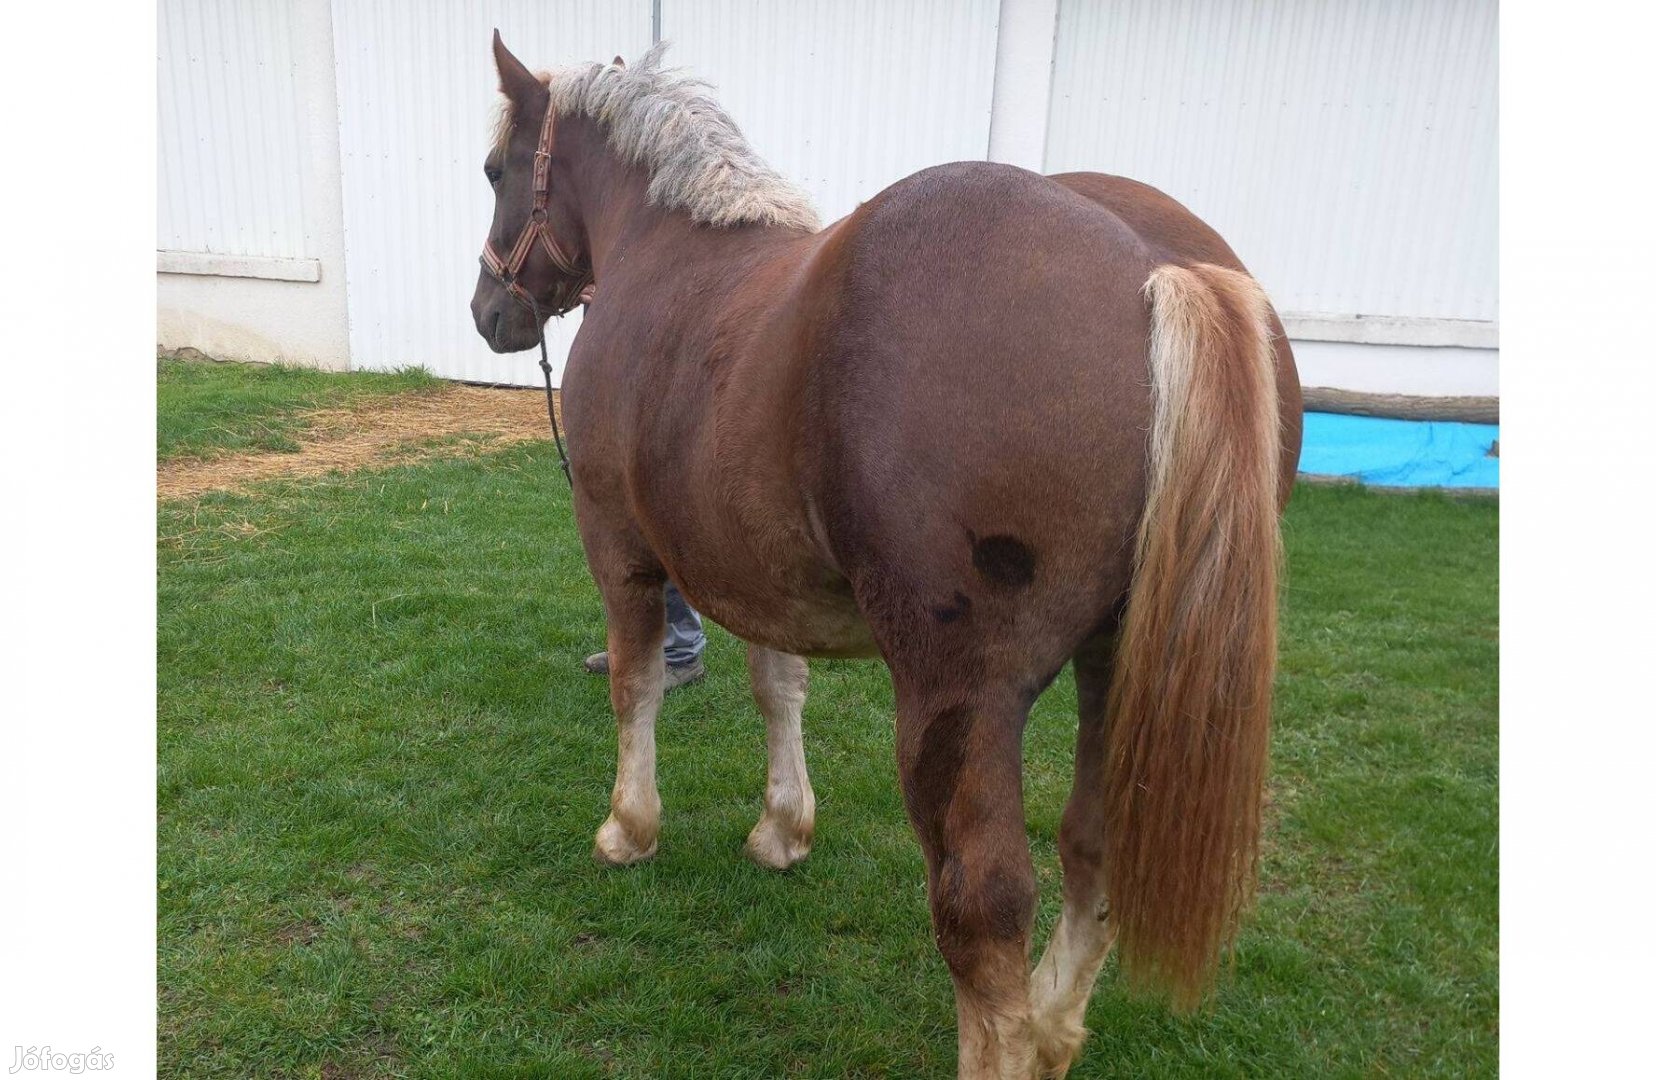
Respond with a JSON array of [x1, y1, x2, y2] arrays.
[[1102, 262, 1283, 1009]]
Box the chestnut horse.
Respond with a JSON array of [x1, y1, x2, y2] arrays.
[[470, 36, 1303, 1080]]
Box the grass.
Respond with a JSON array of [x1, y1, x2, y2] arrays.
[[157, 358, 439, 461], [157, 363, 1498, 1078]]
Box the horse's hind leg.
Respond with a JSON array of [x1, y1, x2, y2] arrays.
[[744, 644, 815, 869], [1030, 635, 1119, 1077], [895, 673, 1039, 1079]]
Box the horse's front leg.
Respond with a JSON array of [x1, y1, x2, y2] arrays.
[[744, 644, 815, 869], [592, 574, 667, 865]]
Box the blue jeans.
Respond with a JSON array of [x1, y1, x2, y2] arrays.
[[663, 583, 705, 668]]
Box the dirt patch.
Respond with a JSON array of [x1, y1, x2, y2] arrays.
[[157, 384, 558, 500], [274, 920, 322, 946]]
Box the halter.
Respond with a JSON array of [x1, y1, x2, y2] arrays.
[[479, 100, 594, 318], [479, 99, 590, 488]]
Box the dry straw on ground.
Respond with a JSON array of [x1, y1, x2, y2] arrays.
[[157, 385, 557, 501]]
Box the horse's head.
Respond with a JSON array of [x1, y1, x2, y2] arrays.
[[470, 31, 593, 353]]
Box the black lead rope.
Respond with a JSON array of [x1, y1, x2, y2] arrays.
[[528, 295, 574, 488]]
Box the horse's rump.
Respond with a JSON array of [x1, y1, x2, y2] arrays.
[[800, 163, 1168, 657]]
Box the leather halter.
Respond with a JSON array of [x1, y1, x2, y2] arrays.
[[479, 100, 593, 316]]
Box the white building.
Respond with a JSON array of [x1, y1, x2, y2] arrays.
[[158, 0, 1497, 401]]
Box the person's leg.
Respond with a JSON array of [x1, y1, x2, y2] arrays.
[[584, 583, 706, 687], [661, 583, 706, 670]]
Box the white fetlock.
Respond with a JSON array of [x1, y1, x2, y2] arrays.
[[1029, 1002, 1087, 1079], [1027, 903, 1116, 1078]]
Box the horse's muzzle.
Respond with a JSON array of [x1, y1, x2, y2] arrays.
[[470, 272, 542, 354]]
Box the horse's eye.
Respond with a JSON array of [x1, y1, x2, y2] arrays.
[[484, 165, 503, 185]]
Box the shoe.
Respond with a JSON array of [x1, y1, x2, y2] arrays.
[[582, 652, 706, 693], [663, 659, 706, 692]]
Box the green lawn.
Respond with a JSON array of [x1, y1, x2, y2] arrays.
[[157, 364, 1497, 1078], [157, 357, 438, 460]]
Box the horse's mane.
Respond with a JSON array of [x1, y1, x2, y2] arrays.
[[496, 43, 820, 232]]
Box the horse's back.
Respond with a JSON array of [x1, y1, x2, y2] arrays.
[[1048, 171, 1249, 269]]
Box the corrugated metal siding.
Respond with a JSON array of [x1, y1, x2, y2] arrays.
[[660, 0, 1001, 224], [1045, 0, 1497, 322], [331, 1, 652, 383], [157, 0, 310, 258]]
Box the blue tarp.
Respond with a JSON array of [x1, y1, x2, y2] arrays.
[[1299, 412, 1499, 489]]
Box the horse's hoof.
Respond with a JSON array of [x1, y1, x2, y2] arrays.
[[594, 816, 657, 866], [745, 816, 811, 870]]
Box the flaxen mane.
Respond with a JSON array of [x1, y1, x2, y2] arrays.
[[494, 43, 820, 232]]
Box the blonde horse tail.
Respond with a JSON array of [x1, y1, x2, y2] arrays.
[[1102, 262, 1283, 1009]]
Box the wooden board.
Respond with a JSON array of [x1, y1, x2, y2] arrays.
[[1302, 387, 1499, 424]]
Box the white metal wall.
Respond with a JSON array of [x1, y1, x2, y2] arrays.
[[158, 0, 310, 259], [159, 0, 1497, 394], [1045, 0, 1498, 324], [660, 0, 1001, 225], [331, 1, 652, 384]]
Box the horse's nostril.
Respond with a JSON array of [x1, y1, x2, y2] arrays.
[[490, 311, 502, 340]]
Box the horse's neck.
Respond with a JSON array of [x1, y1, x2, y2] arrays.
[[587, 199, 808, 356], [564, 120, 808, 328]]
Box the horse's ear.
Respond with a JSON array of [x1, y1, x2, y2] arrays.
[[492, 29, 544, 106], [612, 54, 626, 68]]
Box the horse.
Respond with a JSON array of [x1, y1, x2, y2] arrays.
[[470, 34, 1303, 1080]]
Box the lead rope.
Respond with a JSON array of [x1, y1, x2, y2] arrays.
[[528, 295, 574, 487]]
